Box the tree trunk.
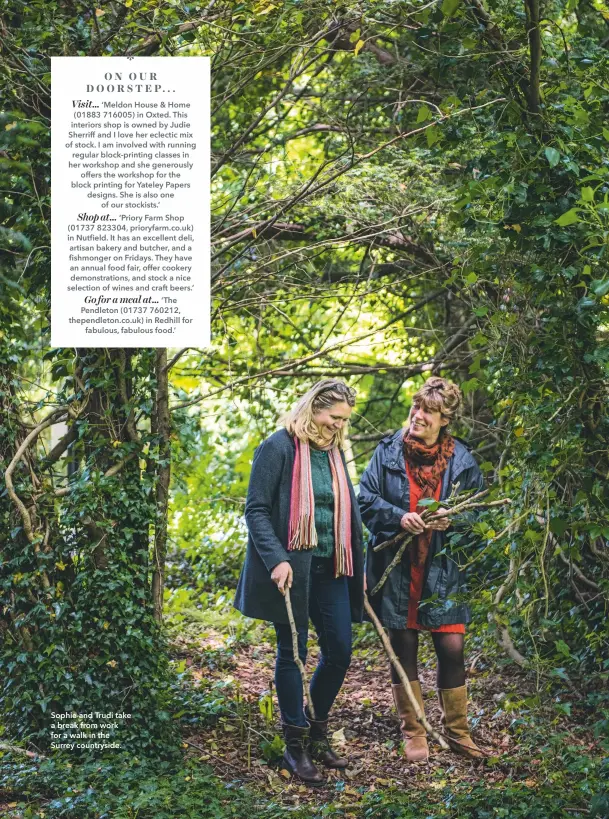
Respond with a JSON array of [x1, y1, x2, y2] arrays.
[[152, 348, 171, 622], [524, 0, 541, 114]]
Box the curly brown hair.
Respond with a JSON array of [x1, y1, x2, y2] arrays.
[[411, 376, 463, 424]]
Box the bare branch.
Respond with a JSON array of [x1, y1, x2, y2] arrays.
[[152, 348, 171, 623], [42, 424, 78, 466], [0, 742, 46, 760], [5, 408, 68, 542]]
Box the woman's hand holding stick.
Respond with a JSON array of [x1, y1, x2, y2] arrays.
[[272, 562, 316, 719], [374, 490, 489, 553]]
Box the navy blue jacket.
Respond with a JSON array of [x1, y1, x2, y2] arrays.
[[359, 430, 484, 629], [233, 429, 365, 627]]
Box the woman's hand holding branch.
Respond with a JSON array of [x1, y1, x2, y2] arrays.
[[400, 512, 426, 534], [401, 509, 451, 533], [375, 491, 508, 553], [426, 509, 451, 531], [369, 493, 511, 596], [271, 561, 293, 594]]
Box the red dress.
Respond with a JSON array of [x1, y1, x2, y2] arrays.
[[405, 463, 465, 634]]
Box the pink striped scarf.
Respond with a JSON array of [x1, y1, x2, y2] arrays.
[[288, 438, 353, 577]]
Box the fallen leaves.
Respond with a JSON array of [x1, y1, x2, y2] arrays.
[[172, 627, 542, 808]]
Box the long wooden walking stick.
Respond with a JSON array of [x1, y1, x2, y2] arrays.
[[284, 586, 316, 720], [364, 596, 449, 750]]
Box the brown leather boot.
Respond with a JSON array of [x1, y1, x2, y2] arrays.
[[305, 710, 349, 769], [281, 723, 324, 786], [437, 685, 487, 759], [392, 681, 429, 762]]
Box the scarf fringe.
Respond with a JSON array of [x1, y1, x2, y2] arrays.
[[328, 447, 353, 578], [288, 513, 317, 551]]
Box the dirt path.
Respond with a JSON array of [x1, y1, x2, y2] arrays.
[[175, 629, 519, 808]]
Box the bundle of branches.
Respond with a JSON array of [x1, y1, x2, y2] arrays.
[[371, 490, 511, 596]]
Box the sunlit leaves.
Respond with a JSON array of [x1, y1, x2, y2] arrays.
[[555, 208, 581, 226]]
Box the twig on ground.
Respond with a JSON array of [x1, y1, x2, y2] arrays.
[[468, 652, 482, 674], [182, 738, 244, 772]]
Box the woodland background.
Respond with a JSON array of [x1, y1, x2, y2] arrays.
[[0, 0, 608, 816]]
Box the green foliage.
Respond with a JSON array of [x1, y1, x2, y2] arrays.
[[0, 347, 176, 753], [2, 0, 609, 807], [0, 699, 607, 817], [164, 0, 609, 679], [259, 733, 284, 763], [167, 412, 255, 595], [0, 754, 261, 819]]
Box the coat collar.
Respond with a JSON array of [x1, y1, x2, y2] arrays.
[[380, 428, 476, 479]]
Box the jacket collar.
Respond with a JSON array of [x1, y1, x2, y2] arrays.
[[381, 428, 476, 480]]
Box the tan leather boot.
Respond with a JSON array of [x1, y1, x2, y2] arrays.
[[437, 685, 486, 759], [392, 681, 429, 762]]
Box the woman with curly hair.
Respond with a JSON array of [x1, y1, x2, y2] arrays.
[[234, 380, 365, 785], [359, 376, 485, 762]]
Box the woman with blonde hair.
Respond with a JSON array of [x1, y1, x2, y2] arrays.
[[360, 376, 485, 762], [234, 380, 365, 786]]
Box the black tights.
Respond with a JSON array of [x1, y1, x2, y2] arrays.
[[388, 628, 466, 689]]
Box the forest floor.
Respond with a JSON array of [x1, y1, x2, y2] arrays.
[[169, 613, 603, 815], [0, 613, 605, 818]]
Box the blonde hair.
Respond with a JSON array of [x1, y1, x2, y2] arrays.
[[281, 380, 357, 448], [411, 376, 463, 425]]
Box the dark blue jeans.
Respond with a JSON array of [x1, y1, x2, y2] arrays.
[[273, 557, 352, 727]]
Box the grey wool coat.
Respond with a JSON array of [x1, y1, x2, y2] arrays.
[[359, 430, 484, 629], [233, 429, 365, 627]]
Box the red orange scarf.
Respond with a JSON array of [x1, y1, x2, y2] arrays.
[[403, 431, 455, 566], [287, 438, 353, 577]]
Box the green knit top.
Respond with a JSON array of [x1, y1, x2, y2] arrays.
[[309, 447, 335, 559]]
